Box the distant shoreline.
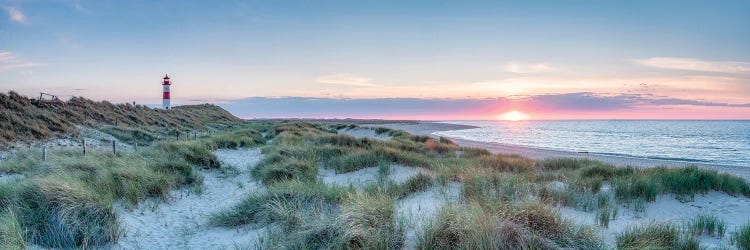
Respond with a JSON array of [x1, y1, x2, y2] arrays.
[[375, 121, 750, 180]]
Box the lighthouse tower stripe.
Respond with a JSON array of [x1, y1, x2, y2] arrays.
[[162, 74, 171, 109]]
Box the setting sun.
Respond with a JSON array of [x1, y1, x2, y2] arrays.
[[498, 110, 530, 121]]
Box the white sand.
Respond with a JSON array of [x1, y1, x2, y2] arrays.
[[115, 148, 265, 249], [559, 190, 750, 249], [396, 182, 462, 250], [318, 164, 428, 189], [337, 127, 392, 141]]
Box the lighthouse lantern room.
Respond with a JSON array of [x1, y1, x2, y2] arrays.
[[162, 74, 171, 109]]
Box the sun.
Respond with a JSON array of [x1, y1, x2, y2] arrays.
[[498, 110, 530, 121]]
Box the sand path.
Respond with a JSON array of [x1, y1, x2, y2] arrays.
[[115, 148, 265, 249]]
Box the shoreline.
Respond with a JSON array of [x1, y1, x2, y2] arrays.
[[376, 121, 750, 180]]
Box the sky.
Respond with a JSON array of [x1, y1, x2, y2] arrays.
[[1, 0, 749, 120]]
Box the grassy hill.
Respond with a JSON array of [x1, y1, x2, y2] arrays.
[[0, 91, 242, 147]]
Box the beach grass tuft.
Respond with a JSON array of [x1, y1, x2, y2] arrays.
[[616, 222, 698, 250], [686, 213, 726, 237], [734, 223, 750, 250]]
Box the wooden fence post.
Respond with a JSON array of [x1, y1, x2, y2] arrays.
[[112, 141, 117, 155], [82, 140, 87, 156], [134, 143, 137, 151], [42, 145, 47, 161]]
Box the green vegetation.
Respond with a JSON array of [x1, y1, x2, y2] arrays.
[[616, 222, 699, 250], [417, 202, 604, 249], [0, 144, 213, 248], [3, 116, 750, 249], [205, 127, 266, 149], [735, 223, 750, 250], [539, 158, 750, 203], [0, 120, 267, 248], [685, 213, 726, 237], [0, 91, 241, 147], [100, 126, 157, 145]]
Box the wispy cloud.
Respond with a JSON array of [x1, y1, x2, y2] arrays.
[[633, 57, 750, 74], [504, 62, 559, 74], [315, 73, 376, 87], [0, 51, 42, 71], [3, 6, 26, 23]]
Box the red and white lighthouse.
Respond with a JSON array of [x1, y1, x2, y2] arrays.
[[162, 74, 171, 109]]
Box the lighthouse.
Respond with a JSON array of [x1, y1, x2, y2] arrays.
[[162, 74, 171, 109]]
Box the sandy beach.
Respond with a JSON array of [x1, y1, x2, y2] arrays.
[[377, 121, 750, 180]]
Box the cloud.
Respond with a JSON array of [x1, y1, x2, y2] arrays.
[[315, 74, 376, 87], [222, 93, 750, 119], [633, 57, 750, 74], [504, 62, 559, 74], [523, 93, 638, 111], [3, 6, 26, 23], [0, 51, 42, 71]]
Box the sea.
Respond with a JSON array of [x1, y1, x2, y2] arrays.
[[435, 120, 750, 167]]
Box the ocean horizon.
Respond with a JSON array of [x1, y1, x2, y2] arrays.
[[435, 120, 750, 167]]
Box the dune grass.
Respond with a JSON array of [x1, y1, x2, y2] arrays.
[[100, 126, 157, 146], [685, 213, 726, 237], [227, 121, 750, 249], [616, 222, 699, 250], [417, 201, 604, 249], [0, 91, 241, 147], [0, 132, 233, 248], [540, 158, 750, 203], [205, 127, 265, 149], [6, 119, 747, 249], [735, 223, 750, 250]]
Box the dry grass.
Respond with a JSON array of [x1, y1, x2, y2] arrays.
[[0, 91, 241, 147]]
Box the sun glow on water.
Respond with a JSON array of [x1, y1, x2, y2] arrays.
[[498, 110, 530, 121]]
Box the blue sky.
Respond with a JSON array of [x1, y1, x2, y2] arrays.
[[1, 0, 749, 119]]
